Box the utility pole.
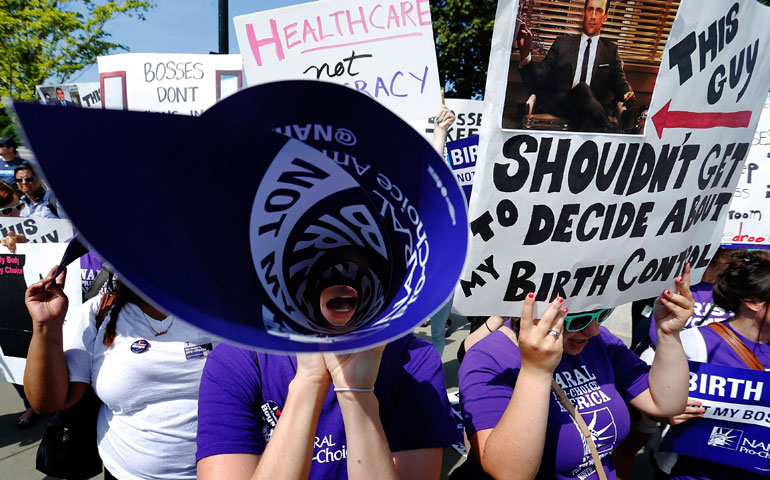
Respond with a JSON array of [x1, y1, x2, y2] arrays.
[[218, 0, 229, 54]]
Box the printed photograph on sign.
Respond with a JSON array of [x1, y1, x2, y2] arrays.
[[500, 0, 681, 135], [36, 83, 102, 109]]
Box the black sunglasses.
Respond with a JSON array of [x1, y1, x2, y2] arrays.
[[0, 203, 24, 216], [15, 176, 36, 184]]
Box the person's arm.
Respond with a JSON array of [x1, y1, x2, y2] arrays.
[[463, 316, 505, 353], [0, 232, 26, 254], [431, 92, 455, 156], [474, 296, 568, 480], [23, 266, 87, 413], [629, 265, 693, 418], [198, 354, 330, 480], [608, 43, 634, 101]]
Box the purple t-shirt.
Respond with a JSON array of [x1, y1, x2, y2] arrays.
[[196, 335, 460, 479], [459, 326, 650, 480], [649, 282, 732, 345], [670, 322, 770, 480]]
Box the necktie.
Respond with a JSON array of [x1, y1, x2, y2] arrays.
[[61, 101, 66, 107], [580, 38, 592, 84]]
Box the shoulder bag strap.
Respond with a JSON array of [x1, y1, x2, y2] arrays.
[[497, 326, 609, 480], [707, 323, 765, 371]]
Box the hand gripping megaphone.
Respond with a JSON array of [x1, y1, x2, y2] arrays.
[[12, 81, 468, 352]]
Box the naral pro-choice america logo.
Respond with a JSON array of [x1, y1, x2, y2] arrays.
[[708, 426, 744, 450]]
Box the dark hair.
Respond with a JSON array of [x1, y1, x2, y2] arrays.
[[55, 87, 64, 93], [712, 249, 770, 313], [584, 0, 611, 13], [0, 182, 19, 208], [100, 276, 144, 348], [14, 164, 34, 176]]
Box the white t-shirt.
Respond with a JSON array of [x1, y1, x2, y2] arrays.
[[64, 296, 215, 480]]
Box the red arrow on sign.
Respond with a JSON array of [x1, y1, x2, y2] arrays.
[[651, 100, 752, 139]]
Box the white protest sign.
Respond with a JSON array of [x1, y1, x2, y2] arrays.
[[36, 82, 102, 108], [0, 217, 74, 245], [723, 93, 770, 248], [454, 0, 770, 315], [233, 0, 440, 121], [409, 98, 484, 142], [97, 53, 244, 115], [0, 243, 81, 384]]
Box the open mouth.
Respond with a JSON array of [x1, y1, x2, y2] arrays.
[[319, 285, 359, 326], [326, 295, 357, 313]]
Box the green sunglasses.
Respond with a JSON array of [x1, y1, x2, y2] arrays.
[[564, 308, 614, 332]]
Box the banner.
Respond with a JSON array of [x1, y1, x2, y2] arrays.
[[454, 0, 770, 315], [0, 243, 82, 384], [97, 53, 243, 115], [12, 80, 468, 353], [722, 93, 770, 249], [661, 361, 770, 475], [0, 217, 74, 245], [233, 0, 440, 121], [446, 135, 479, 204], [411, 98, 484, 142], [36, 83, 102, 108]]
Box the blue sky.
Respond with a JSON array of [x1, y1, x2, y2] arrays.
[[72, 0, 313, 82]]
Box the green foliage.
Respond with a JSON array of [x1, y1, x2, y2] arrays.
[[0, 0, 153, 101], [430, 0, 497, 99]]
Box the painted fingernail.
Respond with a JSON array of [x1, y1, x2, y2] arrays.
[[557, 297, 564, 303], [676, 277, 682, 282], [665, 289, 671, 295], [561, 307, 569, 313], [435, 116, 440, 122], [527, 293, 534, 299]]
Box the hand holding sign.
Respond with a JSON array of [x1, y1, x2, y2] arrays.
[[518, 294, 568, 376], [25, 265, 68, 329], [653, 263, 695, 336]]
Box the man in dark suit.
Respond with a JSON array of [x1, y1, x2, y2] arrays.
[[517, 0, 635, 131], [47, 87, 80, 107]]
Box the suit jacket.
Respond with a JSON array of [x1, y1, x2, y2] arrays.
[[47, 99, 80, 107], [520, 34, 631, 110]]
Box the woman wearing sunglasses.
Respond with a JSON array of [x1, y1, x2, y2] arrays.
[[457, 266, 693, 480]]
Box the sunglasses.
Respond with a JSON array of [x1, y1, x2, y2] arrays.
[[0, 203, 24, 216], [565, 308, 614, 332], [15, 176, 36, 184]]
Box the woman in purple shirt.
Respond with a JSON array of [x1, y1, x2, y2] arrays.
[[458, 267, 694, 480]]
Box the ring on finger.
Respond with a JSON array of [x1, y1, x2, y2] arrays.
[[547, 329, 560, 338]]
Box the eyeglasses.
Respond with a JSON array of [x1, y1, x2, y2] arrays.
[[0, 203, 24, 216], [565, 308, 614, 332], [15, 176, 36, 184]]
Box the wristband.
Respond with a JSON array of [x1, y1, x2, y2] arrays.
[[334, 387, 375, 392], [485, 320, 494, 333]]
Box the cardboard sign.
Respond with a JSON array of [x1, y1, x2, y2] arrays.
[[12, 81, 467, 353], [0, 217, 74, 245], [661, 361, 770, 475], [446, 135, 479, 204], [0, 243, 81, 384], [233, 0, 440, 121], [722, 93, 770, 249], [36, 83, 102, 108], [410, 98, 484, 142], [453, 0, 770, 315], [97, 53, 243, 115]]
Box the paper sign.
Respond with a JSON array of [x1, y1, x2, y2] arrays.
[[446, 135, 479, 204], [453, 0, 770, 315], [97, 53, 243, 115], [722, 93, 770, 249], [233, 0, 440, 121], [36, 83, 102, 108], [0, 217, 74, 245], [12, 81, 467, 353], [0, 243, 81, 384], [661, 361, 770, 475]]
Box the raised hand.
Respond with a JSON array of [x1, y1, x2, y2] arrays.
[[653, 263, 694, 336], [435, 91, 455, 131], [516, 24, 533, 58], [324, 345, 386, 391], [296, 353, 332, 388], [518, 294, 568, 375], [25, 265, 68, 328]]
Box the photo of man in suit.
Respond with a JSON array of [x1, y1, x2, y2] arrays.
[[517, 0, 635, 132], [47, 87, 80, 107]]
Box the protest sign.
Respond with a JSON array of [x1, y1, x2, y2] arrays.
[[36, 82, 102, 108], [722, 93, 770, 249], [97, 53, 243, 115], [12, 80, 467, 353], [446, 135, 479, 204], [0, 243, 81, 384], [661, 361, 770, 475], [233, 0, 440, 121], [0, 217, 74, 245], [410, 98, 484, 142], [453, 0, 770, 315]]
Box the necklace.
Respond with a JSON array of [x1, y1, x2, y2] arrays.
[[141, 311, 174, 337]]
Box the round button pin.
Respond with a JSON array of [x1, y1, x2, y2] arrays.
[[131, 339, 150, 353]]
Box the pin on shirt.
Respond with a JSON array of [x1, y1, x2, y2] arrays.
[[131, 339, 150, 353], [184, 338, 214, 360]]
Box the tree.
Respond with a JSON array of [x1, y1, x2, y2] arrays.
[[0, 0, 153, 101], [430, 0, 497, 99]]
